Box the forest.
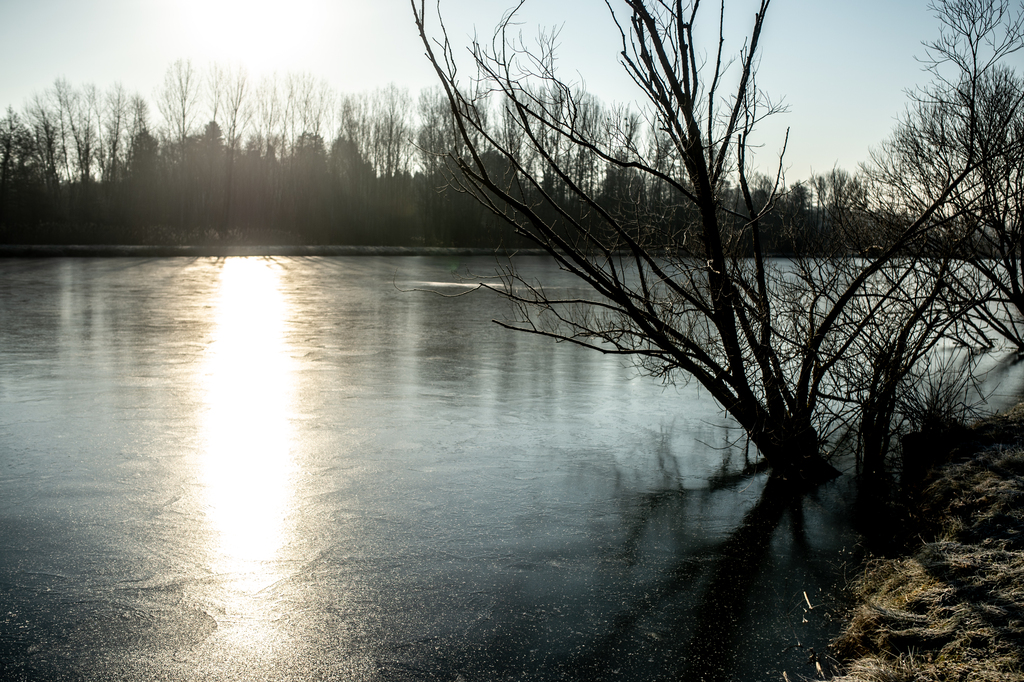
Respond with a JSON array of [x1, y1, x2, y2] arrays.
[[0, 59, 840, 250]]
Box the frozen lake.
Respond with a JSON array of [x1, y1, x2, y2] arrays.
[[0, 255, 872, 680]]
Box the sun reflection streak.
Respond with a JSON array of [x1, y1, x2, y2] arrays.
[[200, 258, 296, 576]]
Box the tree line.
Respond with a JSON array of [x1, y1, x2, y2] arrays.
[[1, 58, 861, 250], [0, 64, 479, 246]]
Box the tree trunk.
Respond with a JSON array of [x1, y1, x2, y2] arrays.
[[755, 418, 840, 488]]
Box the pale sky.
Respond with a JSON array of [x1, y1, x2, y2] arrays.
[[1, 0, 1010, 180]]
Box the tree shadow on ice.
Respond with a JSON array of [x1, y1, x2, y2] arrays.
[[567, 471, 835, 681], [677, 476, 814, 680]]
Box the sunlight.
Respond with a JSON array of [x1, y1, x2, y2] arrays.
[[200, 257, 297, 577], [166, 0, 353, 76]]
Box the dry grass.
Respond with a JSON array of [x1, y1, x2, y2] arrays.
[[830, 415, 1024, 681]]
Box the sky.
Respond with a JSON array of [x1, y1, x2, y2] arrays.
[[1, 0, 1013, 181]]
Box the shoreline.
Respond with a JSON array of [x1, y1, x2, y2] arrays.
[[0, 244, 552, 258], [830, 403, 1024, 680], [0, 244, 806, 258]]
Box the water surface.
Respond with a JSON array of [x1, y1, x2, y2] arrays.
[[0, 256, 878, 680]]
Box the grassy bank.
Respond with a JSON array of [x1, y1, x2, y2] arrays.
[[830, 404, 1024, 681]]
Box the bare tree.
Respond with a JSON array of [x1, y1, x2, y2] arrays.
[[27, 90, 66, 197], [208, 63, 252, 233], [156, 59, 203, 231], [207, 63, 227, 127], [870, 0, 1024, 351], [99, 83, 132, 186], [252, 73, 284, 160], [50, 79, 77, 186], [0, 106, 28, 226], [282, 72, 307, 152], [958, 65, 1024, 348], [69, 83, 100, 187], [157, 58, 202, 155], [411, 0, 1004, 486], [967, 110, 1024, 349], [370, 84, 414, 180]]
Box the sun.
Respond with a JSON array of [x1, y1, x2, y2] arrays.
[[168, 0, 336, 76]]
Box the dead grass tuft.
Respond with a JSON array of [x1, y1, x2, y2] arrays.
[[831, 414, 1024, 681]]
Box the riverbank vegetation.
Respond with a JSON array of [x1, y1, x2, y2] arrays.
[[832, 403, 1024, 680]]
